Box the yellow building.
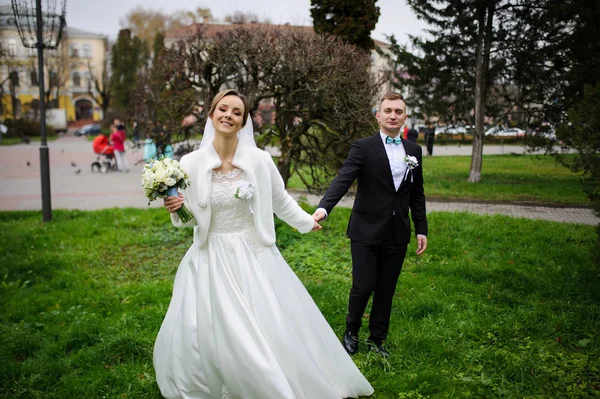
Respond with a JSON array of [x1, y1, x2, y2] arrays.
[[0, 6, 108, 123]]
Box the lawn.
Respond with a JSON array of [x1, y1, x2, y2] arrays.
[[0, 208, 598, 398], [287, 154, 588, 205]]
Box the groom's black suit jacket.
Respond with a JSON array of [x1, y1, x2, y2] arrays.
[[319, 133, 427, 245]]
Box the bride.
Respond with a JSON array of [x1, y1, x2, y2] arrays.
[[154, 89, 374, 399]]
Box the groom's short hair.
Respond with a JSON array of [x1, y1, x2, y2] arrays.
[[379, 91, 405, 108]]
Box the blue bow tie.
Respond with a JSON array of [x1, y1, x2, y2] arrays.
[[385, 136, 401, 145]]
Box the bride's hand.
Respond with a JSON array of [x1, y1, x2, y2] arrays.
[[311, 221, 322, 232], [164, 193, 185, 213]]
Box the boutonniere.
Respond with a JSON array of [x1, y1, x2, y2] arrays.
[[404, 155, 419, 170], [234, 181, 254, 214]]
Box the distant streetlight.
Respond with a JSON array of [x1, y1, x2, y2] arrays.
[[11, 0, 67, 222]]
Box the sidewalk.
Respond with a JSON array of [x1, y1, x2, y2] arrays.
[[0, 136, 596, 226]]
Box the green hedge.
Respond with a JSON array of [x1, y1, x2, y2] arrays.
[[3, 118, 56, 139]]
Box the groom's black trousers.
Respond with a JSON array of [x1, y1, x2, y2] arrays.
[[347, 222, 407, 344]]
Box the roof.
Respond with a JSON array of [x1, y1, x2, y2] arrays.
[[63, 27, 107, 40]]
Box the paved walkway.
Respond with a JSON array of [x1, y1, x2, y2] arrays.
[[0, 135, 596, 226]]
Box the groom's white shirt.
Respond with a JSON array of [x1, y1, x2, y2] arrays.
[[379, 131, 408, 191]]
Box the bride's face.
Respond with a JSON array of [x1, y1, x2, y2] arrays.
[[211, 95, 245, 137]]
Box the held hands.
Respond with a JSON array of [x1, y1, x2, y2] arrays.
[[164, 193, 185, 213], [312, 209, 326, 223], [311, 209, 326, 232]]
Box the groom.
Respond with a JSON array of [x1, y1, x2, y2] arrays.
[[313, 91, 428, 358]]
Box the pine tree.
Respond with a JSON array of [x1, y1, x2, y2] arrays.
[[110, 29, 145, 112], [310, 0, 380, 50], [388, 0, 560, 183]]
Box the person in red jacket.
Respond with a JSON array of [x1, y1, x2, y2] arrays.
[[110, 123, 129, 172]]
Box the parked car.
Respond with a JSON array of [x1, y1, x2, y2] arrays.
[[485, 125, 504, 136], [496, 128, 525, 137], [532, 124, 557, 141], [437, 125, 467, 135], [74, 124, 101, 136], [485, 126, 525, 137]]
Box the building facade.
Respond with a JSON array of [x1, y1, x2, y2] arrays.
[[0, 7, 108, 123]]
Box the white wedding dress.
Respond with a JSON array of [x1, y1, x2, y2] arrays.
[[154, 168, 374, 399]]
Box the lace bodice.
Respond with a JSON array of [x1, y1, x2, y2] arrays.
[[209, 168, 254, 234]]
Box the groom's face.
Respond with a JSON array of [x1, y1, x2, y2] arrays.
[[376, 99, 407, 136]]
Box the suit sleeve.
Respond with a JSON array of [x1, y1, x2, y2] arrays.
[[267, 156, 315, 234], [318, 141, 364, 215], [409, 146, 427, 236]]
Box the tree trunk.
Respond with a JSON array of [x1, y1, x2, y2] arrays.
[[277, 133, 292, 187], [10, 84, 17, 120], [468, 2, 494, 183], [101, 95, 110, 116]]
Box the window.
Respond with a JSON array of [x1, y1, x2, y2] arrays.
[[8, 39, 16, 57], [72, 72, 81, 87], [9, 70, 20, 87], [70, 44, 79, 58], [83, 44, 92, 58], [30, 70, 38, 86]]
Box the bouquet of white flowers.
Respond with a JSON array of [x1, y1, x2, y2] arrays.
[[141, 157, 194, 223]]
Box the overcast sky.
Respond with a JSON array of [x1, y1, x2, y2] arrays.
[[56, 0, 428, 45]]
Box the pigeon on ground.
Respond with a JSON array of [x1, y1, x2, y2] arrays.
[[75, 169, 81, 174], [26, 161, 30, 166], [71, 161, 76, 167]]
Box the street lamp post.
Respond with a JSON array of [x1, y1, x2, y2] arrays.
[[11, 0, 66, 222]]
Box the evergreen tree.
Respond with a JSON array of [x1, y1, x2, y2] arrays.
[[310, 0, 380, 50], [152, 31, 166, 60], [110, 29, 145, 112], [387, 1, 560, 183]]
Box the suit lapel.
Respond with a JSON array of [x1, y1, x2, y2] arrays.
[[370, 133, 395, 191], [397, 138, 414, 192]]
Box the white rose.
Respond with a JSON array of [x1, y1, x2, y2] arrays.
[[165, 178, 176, 187], [154, 167, 168, 182], [144, 178, 155, 189]]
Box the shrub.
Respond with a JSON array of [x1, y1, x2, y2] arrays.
[[3, 118, 56, 139]]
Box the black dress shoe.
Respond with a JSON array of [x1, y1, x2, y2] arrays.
[[343, 331, 359, 355], [368, 341, 390, 358]]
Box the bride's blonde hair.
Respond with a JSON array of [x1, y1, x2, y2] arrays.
[[208, 89, 250, 127]]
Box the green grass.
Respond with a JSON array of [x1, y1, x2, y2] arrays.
[[422, 154, 587, 204], [287, 154, 588, 205], [1, 208, 598, 398]]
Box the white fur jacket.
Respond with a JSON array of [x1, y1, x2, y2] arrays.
[[170, 142, 315, 247]]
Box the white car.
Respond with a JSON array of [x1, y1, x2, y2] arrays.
[[485, 126, 504, 136], [496, 128, 525, 137], [436, 125, 467, 135]]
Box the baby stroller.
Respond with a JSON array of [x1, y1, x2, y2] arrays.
[[91, 135, 117, 173]]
